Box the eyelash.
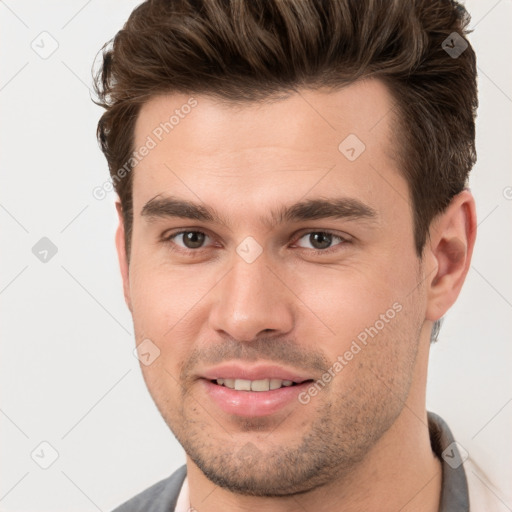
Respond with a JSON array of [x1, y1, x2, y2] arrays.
[[161, 229, 350, 256]]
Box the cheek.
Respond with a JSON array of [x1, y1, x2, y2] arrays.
[[129, 263, 195, 411], [128, 252, 199, 334], [295, 263, 412, 342], [128, 256, 213, 375]]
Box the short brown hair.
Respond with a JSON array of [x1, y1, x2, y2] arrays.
[[93, 0, 477, 262]]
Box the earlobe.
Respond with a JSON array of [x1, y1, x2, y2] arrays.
[[115, 202, 133, 312], [425, 189, 477, 321]]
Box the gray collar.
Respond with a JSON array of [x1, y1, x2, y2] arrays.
[[428, 411, 469, 511]]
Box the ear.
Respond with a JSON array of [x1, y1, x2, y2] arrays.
[[424, 189, 477, 322], [115, 202, 133, 312]]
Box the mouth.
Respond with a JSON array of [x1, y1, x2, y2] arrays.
[[198, 364, 316, 417], [210, 378, 309, 391], [202, 378, 314, 417]]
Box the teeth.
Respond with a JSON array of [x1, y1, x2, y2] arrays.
[[251, 379, 269, 391], [234, 379, 251, 391], [270, 378, 282, 390], [215, 378, 296, 391]]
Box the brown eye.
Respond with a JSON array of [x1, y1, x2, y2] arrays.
[[296, 231, 346, 251], [182, 231, 206, 249], [308, 232, 333, 250], [165, 230, 210, 250]]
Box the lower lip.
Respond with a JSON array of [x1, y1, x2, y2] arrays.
[[201, 379, 311, 417]]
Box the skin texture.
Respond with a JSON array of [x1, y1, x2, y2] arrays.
[[115, 78, 477, 512]]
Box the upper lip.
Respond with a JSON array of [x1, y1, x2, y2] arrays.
[[199, 363, 313, 383]]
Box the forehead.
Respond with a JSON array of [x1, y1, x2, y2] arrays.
[[130, 79, 405, 222], [133, 78, 396, 151]]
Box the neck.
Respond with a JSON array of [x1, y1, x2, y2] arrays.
[[186, 332, 442, 512]]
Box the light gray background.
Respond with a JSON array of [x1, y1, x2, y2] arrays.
[[1, 1, 511, 510]]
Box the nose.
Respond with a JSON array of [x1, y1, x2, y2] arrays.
[[208, 249, 295, 342]]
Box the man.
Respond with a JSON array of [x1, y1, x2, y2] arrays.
[[93, 0, 499, 510]]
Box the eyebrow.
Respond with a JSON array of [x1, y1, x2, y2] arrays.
[[140, 195, 378, 229]]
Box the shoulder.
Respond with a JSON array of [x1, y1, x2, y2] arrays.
[[112, 465, 187, 512]]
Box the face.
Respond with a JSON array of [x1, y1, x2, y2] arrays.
[[122, 79, 430, 496]]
